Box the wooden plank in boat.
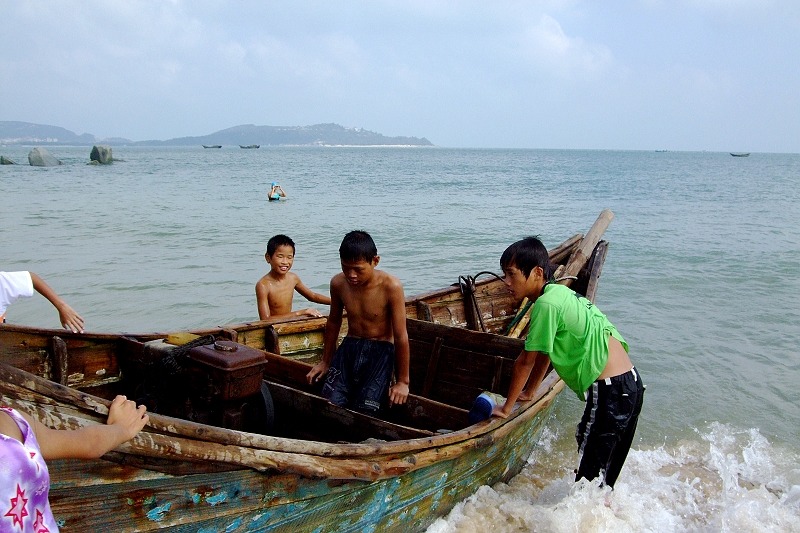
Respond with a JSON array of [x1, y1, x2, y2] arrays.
[[260, 350, 468, 434], [267, 380, 433, 442], [0, 328, 121, 387], [406, 318, 523, 354], [405, 318, 523, 408], [409, 339, 511, 409], [584, 240, 609, 301]]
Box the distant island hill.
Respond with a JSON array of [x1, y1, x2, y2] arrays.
[[0, 121, 433, 147]]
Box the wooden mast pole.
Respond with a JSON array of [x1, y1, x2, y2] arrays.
[[508, 209, 615, 339]]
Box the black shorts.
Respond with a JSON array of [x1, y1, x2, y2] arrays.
[[321, 337, 395, 413], [575, 367, 645, 488]]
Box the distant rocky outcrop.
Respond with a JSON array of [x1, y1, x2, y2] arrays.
[[0, 156, 16, 165], [28, 147, 62, 166], [0, 121, 432, 147], [90, 145, 113, 164], [144, 123, 433, 147], [2, 121, 100, 145]]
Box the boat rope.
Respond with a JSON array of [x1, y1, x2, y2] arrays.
[[153, 334, 217, 375], [458, 271, 578, 335], [458, 271, 504, 333], [472, 271, 505, 284], [554, 275, 578, 283], [132, 333, 218, 415]]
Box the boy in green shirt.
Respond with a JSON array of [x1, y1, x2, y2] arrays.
[[492, 236, 644, 488]]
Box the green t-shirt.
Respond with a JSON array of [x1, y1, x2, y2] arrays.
[[524, 283, 628, 399]]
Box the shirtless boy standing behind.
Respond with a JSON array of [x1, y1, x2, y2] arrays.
[[306, 231, 410, 412], [256, 235, 331, 319]]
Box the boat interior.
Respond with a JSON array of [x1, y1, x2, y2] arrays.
[[0, 236, 608, 447], [110, 316, 526, 444]]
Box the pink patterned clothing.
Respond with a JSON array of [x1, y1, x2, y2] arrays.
[[0, 407, 58, 533]]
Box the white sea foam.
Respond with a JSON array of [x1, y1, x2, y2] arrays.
[[426, 422, 800, 533]]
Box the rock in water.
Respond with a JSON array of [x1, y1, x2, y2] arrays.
[[0, 156, 16, 165], [28, 147, 62, 166], [90, 145, 113, 164]]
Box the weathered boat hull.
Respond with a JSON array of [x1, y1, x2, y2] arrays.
[[0, 211, 613, 531], [23, 372, 561, 532], [0, 323, 562, 532]]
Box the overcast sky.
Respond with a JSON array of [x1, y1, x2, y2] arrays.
[[1, 1, 798, 152]]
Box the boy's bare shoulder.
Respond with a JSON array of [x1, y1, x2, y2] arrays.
[[330, 271, 347, 286], [377, 270, 404, 290]]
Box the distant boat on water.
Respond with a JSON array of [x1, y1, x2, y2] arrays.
[[202, 145, 222, 149], [240, 144, 260, 149], [730, 152, 750, 157]]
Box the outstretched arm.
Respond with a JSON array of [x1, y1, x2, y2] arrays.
[[292, 307, 325, 318], [295, 280, 332, 307], [30, 272, 84, 333], [492, 350, 549, 418], [27, 395, 148, 460]]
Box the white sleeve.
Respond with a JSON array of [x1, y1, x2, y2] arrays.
[[0, 271, 35, 315]]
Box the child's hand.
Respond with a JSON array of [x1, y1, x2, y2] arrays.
[[388, 382, 409, 406], [57, 303, 85, 333], [306, 362, 329, 385], [107, 395, 149, 441], [299, 308, 323, 318], [491, 404, 510, 419]]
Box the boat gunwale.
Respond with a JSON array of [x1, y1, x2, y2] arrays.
[[0, 355, 561, 453]]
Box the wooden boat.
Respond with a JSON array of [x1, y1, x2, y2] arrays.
[[240, 144, 260, 149], [730, 152, 750, 157], [202, 144, 222, 149], [0, 212, 613, 532]]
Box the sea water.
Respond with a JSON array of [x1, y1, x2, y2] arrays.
[[2, 146, 799, 531]]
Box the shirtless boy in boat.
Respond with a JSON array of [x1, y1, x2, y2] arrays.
[[256, 235, 331, 319], [492, 236, 644, 488], [306, 230, 410, 412]]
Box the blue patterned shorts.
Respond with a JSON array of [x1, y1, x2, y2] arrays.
[[321, 337, 395, 413]]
